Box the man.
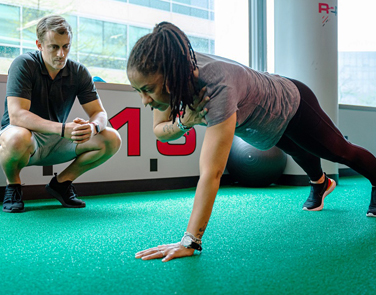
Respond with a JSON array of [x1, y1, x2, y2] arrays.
[[0, 15, 122, 213]]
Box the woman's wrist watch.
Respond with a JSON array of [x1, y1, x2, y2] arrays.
[[180, 232, 202, 251]]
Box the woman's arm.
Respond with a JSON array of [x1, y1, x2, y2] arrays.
[[153, 87, 209, 142], [186, 112, 237, 239], [135, 112, 237, 262]]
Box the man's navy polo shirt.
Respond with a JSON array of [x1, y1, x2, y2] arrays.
[[1, 50, 99, 129]]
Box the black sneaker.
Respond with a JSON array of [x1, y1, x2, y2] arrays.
[[3, 184, 25, 213], [366, 187, 376, 217], [303, 174, 336, 211], [45, 173, 85, 208]]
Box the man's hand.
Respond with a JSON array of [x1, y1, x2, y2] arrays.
[[64, 117, 95, 144]]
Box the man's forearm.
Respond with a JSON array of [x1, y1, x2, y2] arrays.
[[9, 109, 62, 135]]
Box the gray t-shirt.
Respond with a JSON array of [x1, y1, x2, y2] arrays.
[[196, 52, 300, 150]]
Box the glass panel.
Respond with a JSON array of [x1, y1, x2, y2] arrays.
[[209, 39, 215, 54], [128, 26, 151, 56], [81, 54, 126, 69], [150, 0, 170, 11], [339, 52, 376, 106], [189, 36, 210, 54], [172, 4, 190, 15], [22, 8, 51, 48], [22, 48, 36, 54], [0, 46, 20, 58], [104, 22, 127, 58], [190, 7, 208, 19], [174, 0, 209, 9], [0, 4, 20, 46], [63, 15, 78, 56], [79, 18, 104, 55], [173, 3, 209, 18], [129, 0, 169, 11], [174, 0, 190, 5], [129, 0, 150, 6], [191, 0, 208, 9]]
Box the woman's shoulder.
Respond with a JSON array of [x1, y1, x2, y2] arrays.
[[196, 52, 250, 87]]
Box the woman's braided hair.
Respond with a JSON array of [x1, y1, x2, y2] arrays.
[[127, 21, 198, 122]]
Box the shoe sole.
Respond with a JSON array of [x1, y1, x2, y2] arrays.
[[303, 178, 337, 211], [45, 185, 86, 208], [366, 212, 376, 217], [3, 207, 25, 213]]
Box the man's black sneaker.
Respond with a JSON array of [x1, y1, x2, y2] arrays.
[[303, 174, 336, 211], [45, 173, 85, 208], [3, 184, 25, 213], [366, 187, 376, 217]]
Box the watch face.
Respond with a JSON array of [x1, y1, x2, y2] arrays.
[[181, 235, 192, 247]]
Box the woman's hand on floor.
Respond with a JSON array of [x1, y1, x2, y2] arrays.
[[135, 242, 195, 262]]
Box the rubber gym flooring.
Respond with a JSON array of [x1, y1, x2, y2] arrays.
[[0, 175, 374, 295]]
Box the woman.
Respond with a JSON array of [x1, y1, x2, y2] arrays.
[[127, 22, 376, 262]]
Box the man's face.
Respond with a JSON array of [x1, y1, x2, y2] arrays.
[[36, 30, 71, 77]]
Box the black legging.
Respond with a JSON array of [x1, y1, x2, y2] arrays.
[[275, 78, 376, 186]]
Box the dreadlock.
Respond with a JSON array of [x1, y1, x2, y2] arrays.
[[127, 22, 198, 122]]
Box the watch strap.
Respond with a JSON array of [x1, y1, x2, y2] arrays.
[[91, 122, 100, 135], [180, 232, 203, 252], [189, 241, 203, 251]]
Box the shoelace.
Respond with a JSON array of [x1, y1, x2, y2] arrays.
[[4, 187, 22, 202], [65, 184, 77, 200]]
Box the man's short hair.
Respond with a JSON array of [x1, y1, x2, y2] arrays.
[[36, 15, 73, 42]]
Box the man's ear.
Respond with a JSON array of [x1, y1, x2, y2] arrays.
[[36, 39, 42, 51]]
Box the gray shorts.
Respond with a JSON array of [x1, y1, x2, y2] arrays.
[[0, 125, 77, 166]]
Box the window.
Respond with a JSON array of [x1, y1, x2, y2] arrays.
[[0, 0, 248, 84], [266, 0, 376, 107], [0, 4, 20, 73], [338, 0, 376, 107]]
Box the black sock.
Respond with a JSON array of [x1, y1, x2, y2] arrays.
[[7, 184, 21, 188]]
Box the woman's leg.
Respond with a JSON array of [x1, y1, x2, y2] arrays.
[[276, 135, 323, 181], [283, 78, 376, 215], [276, 134, 336, 211], [285, 78, 376, 186]]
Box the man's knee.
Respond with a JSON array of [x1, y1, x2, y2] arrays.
[[0, 127, 34, 156], [100, 128, 122, 156]]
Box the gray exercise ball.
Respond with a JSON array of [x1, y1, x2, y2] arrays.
[[226, 136, 287, 187]]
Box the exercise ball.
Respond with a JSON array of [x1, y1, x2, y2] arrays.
[[226, 136, 287, 187]]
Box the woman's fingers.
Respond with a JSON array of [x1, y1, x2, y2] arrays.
[[197, 86, 207, 100], [135, 242, 195, 262], [138, 250, 165, 261]]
